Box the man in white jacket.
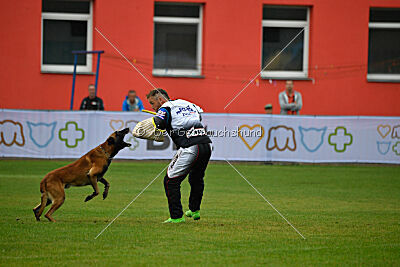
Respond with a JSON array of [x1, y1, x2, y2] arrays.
[[279, 80, 303, 115], [132, 89, 212, 223]]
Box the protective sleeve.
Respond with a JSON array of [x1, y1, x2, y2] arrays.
[[153, 107, 170, 130], [132, 117, 164, 142]]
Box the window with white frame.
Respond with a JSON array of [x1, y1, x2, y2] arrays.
[[261, 6, 309, 79], [41, 0, 92, 73], [153, 2, 203, 77], [368, 8, 400, 82]]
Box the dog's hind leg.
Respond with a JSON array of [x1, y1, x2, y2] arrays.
[[33, 198, 52, 220], [33, 193, 50, 221], [45, 198, 64, 223], [43, 181, 65, 222], [34, 198, 52, 211], [98, 177, 110, 200], [33, 179, 50, 221], [44, 187, 65, 222]]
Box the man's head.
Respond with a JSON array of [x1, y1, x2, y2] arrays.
[[146, 88, 170, 111], [128, 90, 137, 104], [285, 80, 294, 95], [264, 104, 273, 114], [88, 84, 96, 99]]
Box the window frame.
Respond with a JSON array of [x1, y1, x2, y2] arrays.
[[41, 2, 93, 74], [261, 7, 309, 79], [152, 4, 203, 77], [367, 21, 400, 82]]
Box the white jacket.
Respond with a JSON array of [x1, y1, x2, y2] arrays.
[[279, 91, 303, 115]]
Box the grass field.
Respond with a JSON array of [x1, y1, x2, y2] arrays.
[[0, 159, 399, 266]]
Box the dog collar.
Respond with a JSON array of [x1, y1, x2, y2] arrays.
[[99, 145, 111, 159]]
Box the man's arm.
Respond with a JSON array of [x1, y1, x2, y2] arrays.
[[193, 103, 203, 121], [80, 99, 86, 110], [293, 92, 303, 111], [279, 93, 295, 110], [122, 99, 128, 111], [99, 99, 104, 110], [153, 107, 170, 130], [137, 98, 144, 111]]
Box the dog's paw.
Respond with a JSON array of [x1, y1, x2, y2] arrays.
[[84, 195, 92, 202], [103, 192, 108, 200], [33, 209, 40, 221]]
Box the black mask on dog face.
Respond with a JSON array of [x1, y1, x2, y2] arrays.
[[108, 128, 132, 158]]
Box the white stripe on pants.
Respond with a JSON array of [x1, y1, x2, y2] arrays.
[[167, 145, 198, 178]]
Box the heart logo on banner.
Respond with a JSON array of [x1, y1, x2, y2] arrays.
[[377, 125, 391, 139], [238, 124, 265, 151], [110, 120, 124, 131]]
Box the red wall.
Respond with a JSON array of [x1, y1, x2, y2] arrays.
[[1, 0, 399, 116]]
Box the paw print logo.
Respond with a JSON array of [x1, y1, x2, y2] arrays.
[[58, 121, 85, 148], [0, 120, 25, 147], [328, 126, 353, 153], [266, 125, 296, 151]]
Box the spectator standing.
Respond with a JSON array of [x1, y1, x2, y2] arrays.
[[279, 80, 302, 115], [122, 90, 144, 111], [79, 84, 104, 110]]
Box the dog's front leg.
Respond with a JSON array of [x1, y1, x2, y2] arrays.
[[98, 177, 110, 200], [85, 176, 100, 202]]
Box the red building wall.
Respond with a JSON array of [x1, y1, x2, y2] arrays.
[[1, 0, 399, 116]]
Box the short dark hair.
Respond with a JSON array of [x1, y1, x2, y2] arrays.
[[128, 90, 136, 94], [146, 88, 170, 100]]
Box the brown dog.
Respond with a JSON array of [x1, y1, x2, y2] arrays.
[[33, 128, 131, 222]]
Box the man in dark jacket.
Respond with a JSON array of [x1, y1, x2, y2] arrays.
[[80, 84, 104, 110]]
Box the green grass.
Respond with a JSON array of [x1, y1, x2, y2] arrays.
[[0, 160, 399, 266]]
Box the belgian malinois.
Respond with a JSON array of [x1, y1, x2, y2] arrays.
[[33, 128, 131, 222]]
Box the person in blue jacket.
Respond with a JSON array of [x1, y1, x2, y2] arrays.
[[122, 90, 144, 111]]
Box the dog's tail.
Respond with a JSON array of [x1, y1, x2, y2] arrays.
[[40, 179, 46, 193]]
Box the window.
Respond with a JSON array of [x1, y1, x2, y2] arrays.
[[368, 8, 400, 82], [153, 2, 203, 77], [261, 6, 309, 79], [41, 0, 92, 73]]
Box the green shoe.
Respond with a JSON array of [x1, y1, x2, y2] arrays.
[[185, 210, 200, 220], [163, 217, 185, 223]]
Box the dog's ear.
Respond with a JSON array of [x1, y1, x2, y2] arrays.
[[107, 137, 115, 146]]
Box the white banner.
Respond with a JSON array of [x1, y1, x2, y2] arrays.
[[1, 109, 399, 164]]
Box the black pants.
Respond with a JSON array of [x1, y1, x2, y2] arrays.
[[164, 143, 212, 219]]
